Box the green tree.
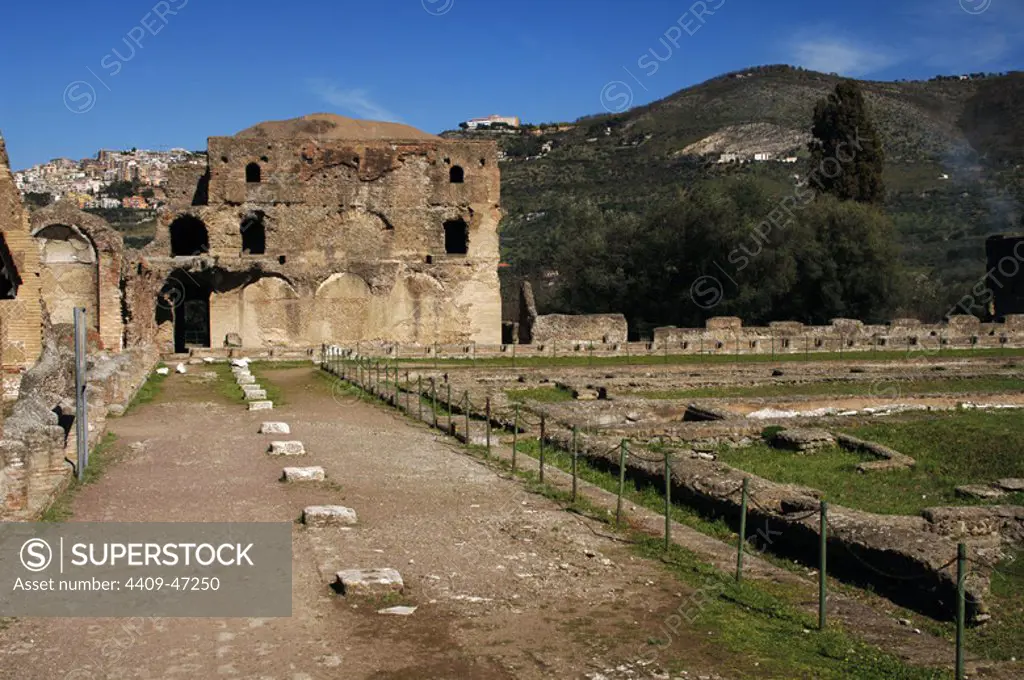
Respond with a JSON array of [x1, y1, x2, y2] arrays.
[[808, 80, 886, 204]]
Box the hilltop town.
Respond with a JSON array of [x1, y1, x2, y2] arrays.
[[13, 147, 206, 210]]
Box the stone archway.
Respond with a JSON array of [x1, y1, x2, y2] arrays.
[[31, 223, 99, 328], [30, 203, 125, 351]]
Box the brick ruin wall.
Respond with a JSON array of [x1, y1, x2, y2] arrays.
[[531, 313, 629, 345], [652, 315, 1024, 354], [127, 137, 503, 352], [0, 135, 42, 398]]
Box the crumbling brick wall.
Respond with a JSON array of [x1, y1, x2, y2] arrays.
[[531, 314, 629, 345], [125, 129, 503, 351], [0, 132, 42, 400], [653, 315, 1023, 353], [30, 202, 125, 352]]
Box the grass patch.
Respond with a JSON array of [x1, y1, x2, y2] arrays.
[[124, 364, 168, 413], [966, 549, 1024, 660], [506, 385, 575, 403], [248, 366, 285, 406], [459, 435, 946, 677], [632, 375, 1024, 401], [714, 410, 1024, 515], [40, 432, 118, 522]]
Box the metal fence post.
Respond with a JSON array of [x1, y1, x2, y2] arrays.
[[956, 543, 966, 680], [464, 391, 471, 445], [737, 478, 749, 581], [431, 379, 438, 428], [446, 381, 452, 434], [664, 449, 672, 551], [616, 440, 628, 525], [485, 397, 492, 458], [405, 371, 410, 412], [512, 404, 519, 474], [819, 500, 828, 630], [571, 426, 578, 503], [539, 414, 546, 484], [73, 308, 88, 481]]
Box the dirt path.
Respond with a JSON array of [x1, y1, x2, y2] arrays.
[[0, 367, 733, 680]]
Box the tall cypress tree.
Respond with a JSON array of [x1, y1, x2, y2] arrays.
[[808, 80, 886, 204]]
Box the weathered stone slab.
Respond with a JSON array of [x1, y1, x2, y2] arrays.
[[335, 568, 403, 596], [269, 441, 305, 456], [260, 422, 290, 435], [237, 375, 257, 385], [996, 478, 1024, 492], [955, 484, 1007, 500], [302, 505, 357, 527], [770, 428, 835, 452], [248, 400, 273, 411], [244, 390, 268, 401], [281, 466, 324, 482]]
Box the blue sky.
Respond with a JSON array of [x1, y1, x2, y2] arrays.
[[0, 0, 1021, 169]]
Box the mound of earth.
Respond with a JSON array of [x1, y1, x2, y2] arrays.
[[234, 113, 438, 141]]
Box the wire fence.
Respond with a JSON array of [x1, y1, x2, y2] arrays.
[[321, 347, 992, 680]]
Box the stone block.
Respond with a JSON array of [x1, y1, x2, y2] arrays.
[[281, 466, 325, 482], [335, 568, 404, 596], [955, 484, 1007, 500], [244, 390, 268, 401], [237, 375, 256, 385], [770, 428, 835, 452], [996, 478, 1024, 492], [302, 505, 357, 527], [269, 440, 305, 456], [248, 401, 273, 411], [260, 422, 290, 434]]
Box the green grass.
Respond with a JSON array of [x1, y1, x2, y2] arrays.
[[714, 410, 1024, 515], [632, 375, 1024, 401], [966, 549, 1024, 661], [370, 346, 1024, 369], [506, 385, 575, 403], [431, 432, 947, 677], [247, 366, 285, 406], [124, 364, 168, 413], [40, 432, 118, 522]]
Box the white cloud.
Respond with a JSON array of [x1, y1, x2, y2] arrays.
[[306, 79, 400, 122], [790, 38, 901, 76]]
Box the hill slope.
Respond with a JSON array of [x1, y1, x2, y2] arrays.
[[465, 65, 1024, 322]]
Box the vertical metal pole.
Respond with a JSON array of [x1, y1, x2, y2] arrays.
[[571, 426, 578, 503], [664, 449, 671, 551], [446, 382, 452, 434], [512, 405, 519, 473], [431, 379, 438, 428], [405, 371, 410, 412], [819, 500, 828, 630], [485, 397, 492, 458], [737, 478, 749, 581], [73, 308, 88, 482], [616, 440, 628, 525], [417, 375, 423, 421], [539, 414, 546, 484], [956, 543, 966, 680], [464, 391, 470, 444]]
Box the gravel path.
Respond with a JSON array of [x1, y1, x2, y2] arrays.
[[0, 367, 729, 680]]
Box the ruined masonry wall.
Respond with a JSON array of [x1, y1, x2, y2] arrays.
[[0, 135, 42, 399]]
